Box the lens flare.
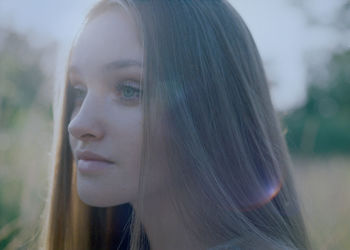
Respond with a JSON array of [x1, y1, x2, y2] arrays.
[[238, 178, 283, 212]]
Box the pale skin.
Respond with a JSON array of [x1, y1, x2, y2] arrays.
[[67, 7, 204, 250]]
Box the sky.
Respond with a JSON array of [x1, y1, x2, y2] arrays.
[[0, 0, 348, 111]]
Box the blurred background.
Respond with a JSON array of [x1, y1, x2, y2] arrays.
[[0, 0, 349, 249]]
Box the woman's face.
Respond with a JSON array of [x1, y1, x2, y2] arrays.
[[67, 8, 144, 207]]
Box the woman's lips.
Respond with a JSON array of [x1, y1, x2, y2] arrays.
[[77, 159, 114, 175], [75, 150, 115, 175], [76, 150, 114, 163]]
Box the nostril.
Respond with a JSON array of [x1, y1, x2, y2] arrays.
[[81, 133, 95, 139]]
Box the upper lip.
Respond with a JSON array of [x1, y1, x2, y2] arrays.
[[76, 150, 114, 163]]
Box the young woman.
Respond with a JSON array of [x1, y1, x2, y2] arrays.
[[36, 0, 312, 249]]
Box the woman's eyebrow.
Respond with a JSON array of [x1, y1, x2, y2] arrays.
[[102, 59, 142, 72], [68, 59, 142, 76]]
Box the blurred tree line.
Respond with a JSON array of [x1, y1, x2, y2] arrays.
[[283, 0, 350, 156], [283, 49, 350, 156], [0, 27, 55, 249], [0, 28, 53, 130]]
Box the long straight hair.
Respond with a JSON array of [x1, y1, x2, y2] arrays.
[[35, 0, 312, 249]]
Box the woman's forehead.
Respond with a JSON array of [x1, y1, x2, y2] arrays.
[[70, 8, 142, 73]]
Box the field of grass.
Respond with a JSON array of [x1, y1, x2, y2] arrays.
[[292, 156, 350, 250]]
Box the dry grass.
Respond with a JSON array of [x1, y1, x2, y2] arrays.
[[292, 156, 350, 250]]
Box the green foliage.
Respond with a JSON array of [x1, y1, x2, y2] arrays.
[[0, 30, 46, 130], [283, 50, 350, 155], [0, 28, 51, 249]]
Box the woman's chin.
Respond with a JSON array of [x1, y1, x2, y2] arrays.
[[76, 184, 130, 208]]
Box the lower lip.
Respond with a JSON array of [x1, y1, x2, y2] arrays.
[[77, 159, 114, 175]]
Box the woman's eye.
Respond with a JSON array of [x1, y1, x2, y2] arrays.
[[115, 80, 142, 104]]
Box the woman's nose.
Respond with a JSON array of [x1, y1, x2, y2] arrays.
[[67, 95, 104, 142]]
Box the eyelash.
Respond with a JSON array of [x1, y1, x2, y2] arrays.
[[71, 80, 142, 106], [115, 80, 142, 103]]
